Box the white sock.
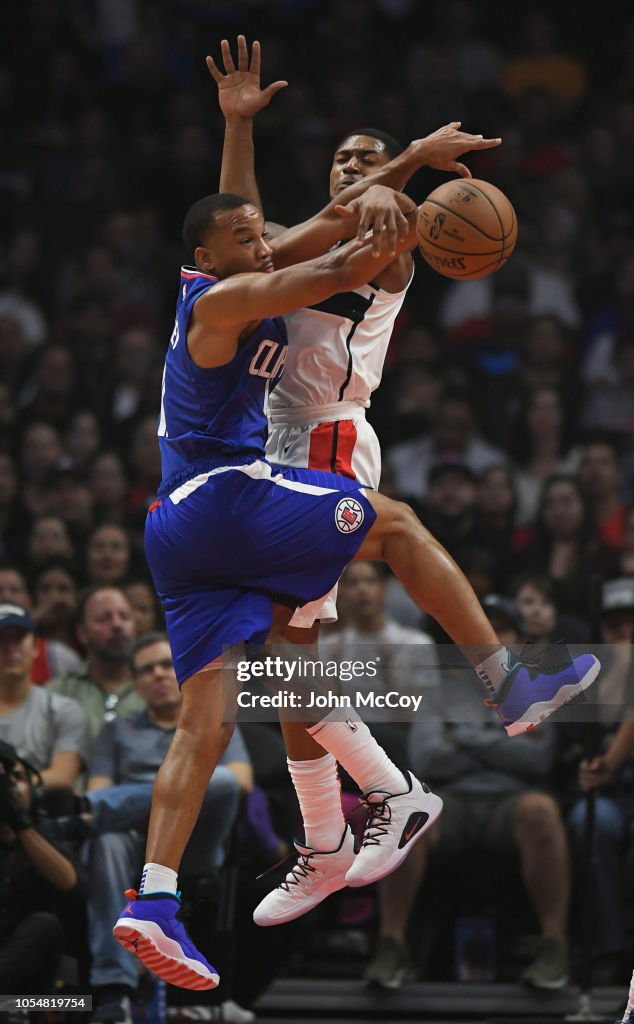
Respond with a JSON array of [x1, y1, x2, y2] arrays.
[[308, 709, 406, 797], [475, 647, 510, 699], [139, 862, 178, 896], [287, 753, 346, 851]]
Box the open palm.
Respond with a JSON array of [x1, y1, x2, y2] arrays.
[[207, 36, 287, 119]]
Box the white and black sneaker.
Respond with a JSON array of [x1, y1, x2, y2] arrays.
[[253, 824, 356, 926], [345, 772, 442, 888]]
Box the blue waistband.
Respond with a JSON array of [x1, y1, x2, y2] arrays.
[[158, 453, 265, 498]]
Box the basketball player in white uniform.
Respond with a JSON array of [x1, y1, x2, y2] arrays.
[[208, 37, 505, 931]]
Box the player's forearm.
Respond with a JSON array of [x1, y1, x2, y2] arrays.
[[214, 215, 417, 325], [272, 188, 416, 270], [219, 118, 263, 211], [366, 136, 456, 190], [20, 827, 77, 890]]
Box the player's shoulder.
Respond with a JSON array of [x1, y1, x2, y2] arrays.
[[180, 266, 219, 290]]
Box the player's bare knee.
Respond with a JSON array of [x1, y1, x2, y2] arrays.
[[390, 499, 422, 539]]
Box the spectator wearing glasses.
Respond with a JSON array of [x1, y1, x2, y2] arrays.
[[48, 585, 143, 749], [86, 632, 251, 1024]]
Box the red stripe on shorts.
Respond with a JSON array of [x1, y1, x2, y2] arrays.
[[308, 420, 358, 479]]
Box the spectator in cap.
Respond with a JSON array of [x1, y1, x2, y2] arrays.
[[0, 564, 82, 684], [566, 578, 634, 982], [0, 603, 88, 791]]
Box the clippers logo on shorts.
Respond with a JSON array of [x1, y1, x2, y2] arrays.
[[335, 497, 364, 533]]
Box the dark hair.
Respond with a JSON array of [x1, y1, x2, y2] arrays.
[[533, 473, 597, 555], [75, 583, 131, 625], [510, 571, 555, 603], [182, 193, 253, 252], [510, 385, 574, 468], [335, 128, 403, 160], [129, 631, 169, 669]]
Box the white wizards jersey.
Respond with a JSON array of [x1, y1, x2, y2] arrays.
[[268, 269, 413, 426]]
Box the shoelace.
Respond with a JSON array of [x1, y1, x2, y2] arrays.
[[256, 848, 320, 889], [278, 854, 319, 892], [359, 795, 393, 848]]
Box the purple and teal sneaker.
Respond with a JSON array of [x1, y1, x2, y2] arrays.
[[113, 889, 219, 990], [490, 651, 600, 737]]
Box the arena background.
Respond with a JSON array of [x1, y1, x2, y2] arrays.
[[1, 0, 634, 1021]]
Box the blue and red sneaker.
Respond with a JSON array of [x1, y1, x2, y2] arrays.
[[113, 890, 219, 990], [489, 651, 600, 737]]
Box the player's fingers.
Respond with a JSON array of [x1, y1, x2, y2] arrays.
[[384, 210, 398, 254], [397, 208, 410, 240], [451, 162, 472, 178], [250, 39, 261, 77], [205, 56, 223, 83], [372, 210, 386, 255], [472, 137, 502, 149], [333, 203, 355, 218], [262, 81, 288, 103], [237, 35, 249, 72], [221, 39, 236, 74], [246, 38, 259, 75]]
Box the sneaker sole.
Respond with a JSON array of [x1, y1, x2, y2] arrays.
[[113, 919, 219, 990], [345, 791, 443, 888], [253, 869, 351, 926], [505, 656, 600, 737]]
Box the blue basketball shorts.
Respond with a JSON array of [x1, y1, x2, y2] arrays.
[[145, 460, 376, 682]]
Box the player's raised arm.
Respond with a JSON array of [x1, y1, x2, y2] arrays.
[[208, 36, 287, 210]]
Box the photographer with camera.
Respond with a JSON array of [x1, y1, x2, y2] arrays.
[[0, 738, 79, 996]]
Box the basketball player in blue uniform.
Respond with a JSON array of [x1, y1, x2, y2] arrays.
[[112, 182, 599, 991], [208, 35, 603, 944]]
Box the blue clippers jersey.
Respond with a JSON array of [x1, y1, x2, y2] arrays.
[[157, 268, 288, 493]]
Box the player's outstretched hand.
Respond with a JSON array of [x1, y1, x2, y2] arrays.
[[413, 122, 502, 179], [207, 35, 288, 121], [334, 185, 416, 257]]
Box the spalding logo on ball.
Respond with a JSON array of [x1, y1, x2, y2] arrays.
[[416, 179, 517, 281]]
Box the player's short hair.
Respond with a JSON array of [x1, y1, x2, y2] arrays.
[[182, 193, 252, 252], [335, 128, 403, 159]]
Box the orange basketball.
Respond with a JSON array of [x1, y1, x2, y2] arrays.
[[416, 178, 517, 280]]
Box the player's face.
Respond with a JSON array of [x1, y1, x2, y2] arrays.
[[199, 205, 274, 278], [329, 135, 391, 198]]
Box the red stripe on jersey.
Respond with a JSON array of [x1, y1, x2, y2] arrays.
[[180, 270, 218, 281], [308, 420, 358, 479]]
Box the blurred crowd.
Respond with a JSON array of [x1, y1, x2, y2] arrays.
[[1, 0, 634, 1020]]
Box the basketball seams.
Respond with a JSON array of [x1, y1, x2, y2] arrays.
[[417, 178, 517, 280], [415, 228, 500, 258], [465, 181, 507, 239], [422, 198, 503, 242]]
